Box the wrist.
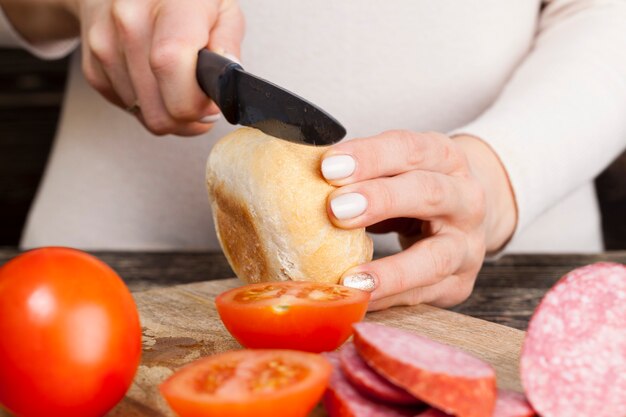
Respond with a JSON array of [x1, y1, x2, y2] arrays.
[[453, 134, 517, 253]]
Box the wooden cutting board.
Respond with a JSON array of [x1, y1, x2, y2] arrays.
[[109, 278, 525, 416], [0, 278, 525, 416]]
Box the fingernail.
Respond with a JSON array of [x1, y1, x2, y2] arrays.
[[330, 192, 367, 220], [199, 113, 222, 123], [322, 155, 356, 180], [342, 272, 377, 292]]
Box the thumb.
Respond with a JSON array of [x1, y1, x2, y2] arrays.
[[208, 1, 245, 62]]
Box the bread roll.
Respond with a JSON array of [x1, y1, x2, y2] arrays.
[[206, 127, 373, 284]]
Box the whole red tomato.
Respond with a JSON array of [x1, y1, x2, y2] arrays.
[[0, 247, 142, 417]]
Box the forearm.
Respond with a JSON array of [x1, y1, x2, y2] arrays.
[[453, 0, 626, 241], [0, 0, 78, 43], [454, 134, 517, 253]]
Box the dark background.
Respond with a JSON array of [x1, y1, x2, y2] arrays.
[[1, 49, 625, 249]]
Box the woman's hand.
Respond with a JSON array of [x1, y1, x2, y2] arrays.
[[1, 0, 244, 135], [64, 0, 244, 136], [321, 131, 517, 310]]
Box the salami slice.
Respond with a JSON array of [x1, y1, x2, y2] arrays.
[[339, 342, 420, 405], [521, 262, 626, 417], [322, 352, 420, 417], [493, 390, 535, 417], [352, 322, 496, 417]]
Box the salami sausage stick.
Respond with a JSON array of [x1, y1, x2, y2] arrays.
[[352, 322, 496, 417]]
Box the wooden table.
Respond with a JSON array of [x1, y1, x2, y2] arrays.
[[2, 248, 626, 330]]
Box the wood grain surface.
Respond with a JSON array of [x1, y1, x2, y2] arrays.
[[101, 278, 524, 416], [2, 249, 626, 330]]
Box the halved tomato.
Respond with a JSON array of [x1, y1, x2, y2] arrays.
[[215, 281, 370, 352], [160, 349, 331, 417]]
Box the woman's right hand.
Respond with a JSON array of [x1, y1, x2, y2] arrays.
[[64, 0, 245, 136]]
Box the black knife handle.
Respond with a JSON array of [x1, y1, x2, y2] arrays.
[[196, 49, 243, 123]]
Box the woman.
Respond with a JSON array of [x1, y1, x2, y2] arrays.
[[1, 0, 625, 309]]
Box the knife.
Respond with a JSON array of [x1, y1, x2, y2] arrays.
[[196, 49, 346, 145]]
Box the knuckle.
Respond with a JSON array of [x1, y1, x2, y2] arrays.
[[386, 260, 410, 295], [144, 116, 176, 136], [167, 102, 198, 121], [399, 131, 426, 168], [443, 141, 464, 170], [357, 137, 383, 176], [427, 238, 456, 277], [421, 175, 446, 208], [453, 277, 475, 305], [82, 62, 108, 93], [371, 180, 395, 214], [434, 275, 474, 308], [150, 40, 182, 76], [111, 0, 139, 37], [87, 27, 115, 67], [403, 289, 425, 306], [428, 132, 464, 171], [467, 181, 487, 220]]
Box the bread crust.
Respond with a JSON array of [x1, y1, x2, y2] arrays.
[[206, 127, 373, 284]]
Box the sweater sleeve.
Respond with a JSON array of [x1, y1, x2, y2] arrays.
[[0, 5, 78, 59], [452, 0, 626, 245]]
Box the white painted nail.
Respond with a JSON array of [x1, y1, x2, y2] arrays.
[[330, 192, 367, 220], [341, 272, 376, 292], [199, 113, 222, 123], [322, 155, 356, 180]]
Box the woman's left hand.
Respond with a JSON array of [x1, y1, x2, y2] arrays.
[[321, 130, 516, 310]]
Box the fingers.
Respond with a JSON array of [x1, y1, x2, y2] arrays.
[[321, 130, 467, 186], [150, 0, 227, 122], [88, 19, 138, 107], [328, 170, 484, 229], [341, 233, 468, 301], [207, 0, 245, 58], [367, 274, 475, 311], [326, 130, 488, 311], [80, 0, 245, 136], [82, 42, 124, 108], [80, 4, 128, 108], [112, 0, 212, 136]]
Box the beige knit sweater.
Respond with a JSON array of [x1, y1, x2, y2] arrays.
[[2, 0, 626, 253]]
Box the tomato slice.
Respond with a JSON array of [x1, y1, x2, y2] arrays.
[[160, 349, 331, 417], [215, 281, 370, 352]]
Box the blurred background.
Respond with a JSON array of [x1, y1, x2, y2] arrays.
[[1, 48, 626, 250]]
